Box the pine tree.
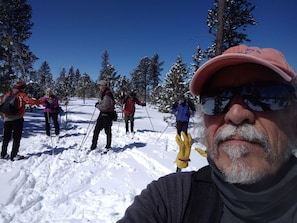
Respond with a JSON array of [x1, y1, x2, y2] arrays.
[[0, 0, 37, 91], [98, 50, 119, 92], [55, 68, 68, 101], [158, 56, 189, 113], [131, 56, 151, 102], [37, 61, 53, 90], [74, 69, 82, 96], [148, 54, 163, 90], [77, 73, 94, 102], [64, 66, 76, 97], [191, 45, 206, 76], [114, 75, 131, 100], [207, 0, 257, 56]]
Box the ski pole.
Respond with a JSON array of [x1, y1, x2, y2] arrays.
[[80, 121, 96, 150], [78, 107, 96, 150], [144, 105, 154, 131], [156, 123, 170, 142]]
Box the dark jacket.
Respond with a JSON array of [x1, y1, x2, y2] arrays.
[[119, 156, 297, 222], [118, 166, 222, 223]]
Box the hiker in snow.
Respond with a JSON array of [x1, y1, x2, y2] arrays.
[[172, 93, 196, 136], [42, 88, 60, 136], [0, 81, 44, 161], [90, 80, 115, 152], [121, 92, 146, 134], [118, 45, 297, 222]]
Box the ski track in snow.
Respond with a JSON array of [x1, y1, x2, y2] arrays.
[[0, 98, 207, 223]]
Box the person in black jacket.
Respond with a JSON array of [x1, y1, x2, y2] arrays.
[[118, 45, 297, 222]]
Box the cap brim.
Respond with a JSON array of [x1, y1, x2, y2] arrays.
[[190, 53, 292, 96]]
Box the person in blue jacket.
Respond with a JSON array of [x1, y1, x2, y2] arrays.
[[172, 93, 196, 136]]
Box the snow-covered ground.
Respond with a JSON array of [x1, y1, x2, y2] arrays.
[[0, 98, 208, 223]]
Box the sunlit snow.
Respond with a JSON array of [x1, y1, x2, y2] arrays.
[[0, 98, 207, 222]]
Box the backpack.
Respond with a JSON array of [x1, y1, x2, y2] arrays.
[[0, 92, 20, 115]]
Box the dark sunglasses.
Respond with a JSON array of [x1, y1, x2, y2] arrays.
[[200, 82, 297, 116]]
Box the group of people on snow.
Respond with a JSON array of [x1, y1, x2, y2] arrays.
[[0, 78, 149, 159], [0, 82, 61, 161], [90, 80, 147, 154], [2, 44, 296, 222]]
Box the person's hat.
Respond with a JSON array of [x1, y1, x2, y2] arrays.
[[178, 93, 185, 99], [98, 80, 107, 86], [14, 81, 26, 90], [129, 92, 136, 97], [190, 45, 297, 96]]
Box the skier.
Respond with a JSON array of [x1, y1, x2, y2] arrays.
[[172, 93, 196, 136], [0, 81, 44, 161], [42, 88, 60, 136], [121, 92, 146, 134], [90, 80, 115, 153]]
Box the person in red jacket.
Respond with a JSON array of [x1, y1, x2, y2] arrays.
[[0, 81, 44, 161], [121, 92, 146, 134]]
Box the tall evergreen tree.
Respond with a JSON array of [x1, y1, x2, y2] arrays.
[[98, 50, 119, 91], [0, 0, 37, 91], [148, 54, 163, 89], [37, 61, 53, 90], [77, 73, 95, 103], [74, 68, 81, 96], [207, 0, 257, 56], [114, 75, 131, 100], [66, 66, 76, 97], [130, 56, 151, 101], [191, 45, 206, 76], [55, 68, 68, 101], [158, 56, 189, 113]]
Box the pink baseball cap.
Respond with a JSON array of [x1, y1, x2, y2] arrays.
[[190, 45, 297, 96]]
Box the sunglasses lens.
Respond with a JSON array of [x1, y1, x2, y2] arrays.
[[201, 83, 295, 115], [201, 90, 233, 115], [243, 84, 294, 112]]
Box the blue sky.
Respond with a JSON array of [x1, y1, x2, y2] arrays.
[[26, 0, 297, 82]]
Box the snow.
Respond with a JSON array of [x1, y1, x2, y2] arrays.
[[0, 98, 208, 223]]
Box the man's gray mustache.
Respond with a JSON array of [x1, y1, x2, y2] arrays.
[[214, 124, 270, 149]]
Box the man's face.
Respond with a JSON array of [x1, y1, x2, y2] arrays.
[[202, 64, 297, 184]]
